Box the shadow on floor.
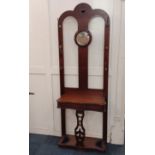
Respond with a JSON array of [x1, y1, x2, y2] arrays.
[[29, 134, 125, 155]]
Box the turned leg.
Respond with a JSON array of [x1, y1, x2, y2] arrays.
[[103, 108, 107, 144], [61, 109, 69, 143], [96, 108, 107, 148], [61, 109, 66, 136], [74, 110, 85, 146]]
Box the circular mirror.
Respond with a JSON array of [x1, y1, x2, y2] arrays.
[[75, 31, 91, 47]]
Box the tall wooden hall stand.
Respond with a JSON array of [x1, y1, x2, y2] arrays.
[[57, 3, 110, 152]]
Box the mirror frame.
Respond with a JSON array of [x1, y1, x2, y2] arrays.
[[74, 30, 92, 47]]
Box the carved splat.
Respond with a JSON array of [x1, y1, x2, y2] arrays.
[[74, 110, 85, 146]]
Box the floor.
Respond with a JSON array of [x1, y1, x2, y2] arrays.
[[29, 134, 125, 155]]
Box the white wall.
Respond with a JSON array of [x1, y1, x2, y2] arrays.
[[29, 0, 54, 135], [29, 0, 125, 144]]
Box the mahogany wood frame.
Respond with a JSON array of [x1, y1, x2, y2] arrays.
[[57, 3, 110, 152]]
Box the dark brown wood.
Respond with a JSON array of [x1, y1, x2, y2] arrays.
[[58, 21, 65, 95], [57, 89, 106, 112], [59, 135, 106, 152], [104, 23, 110, 102], [58, 3, 110, 93], [75, 110, 85, 146], [61, 109, 66, 136], [57, 3, 110, 151], [103, 109, 108, 143], [78, 46, 88, 89]]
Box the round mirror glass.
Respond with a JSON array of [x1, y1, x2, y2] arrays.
[[75, 31, 91, 46]]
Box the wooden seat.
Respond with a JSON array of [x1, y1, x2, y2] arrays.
[[57, 89, 106, 111]]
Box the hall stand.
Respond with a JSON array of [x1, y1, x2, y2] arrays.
[[57, 3, 110, 152]]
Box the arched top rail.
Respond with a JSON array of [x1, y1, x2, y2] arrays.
[[58, 3, 110, 27]]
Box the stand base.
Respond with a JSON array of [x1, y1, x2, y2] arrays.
[[58, 135, 107, 152]]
